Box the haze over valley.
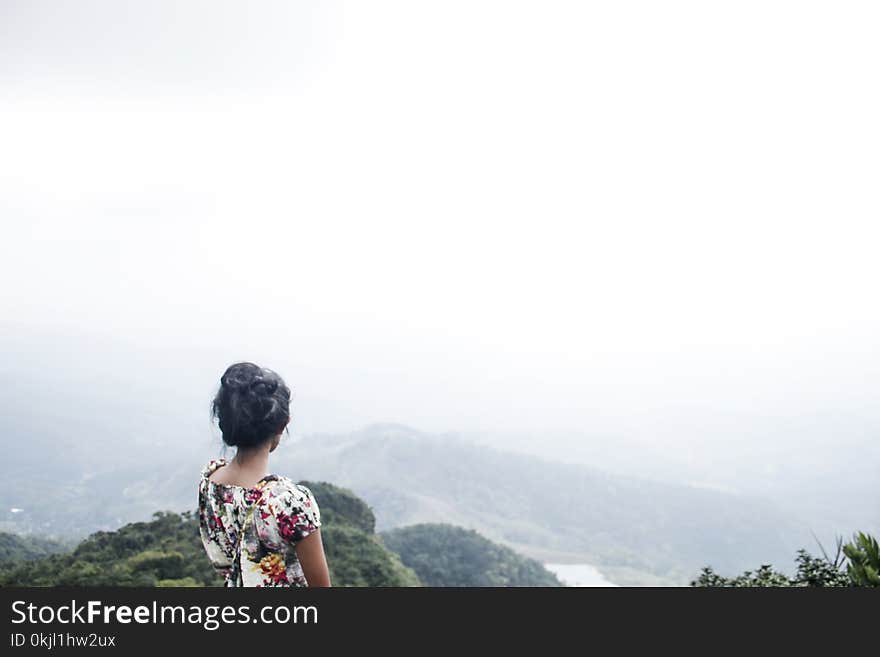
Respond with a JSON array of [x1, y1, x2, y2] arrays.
[[2, 1, 878, 586]]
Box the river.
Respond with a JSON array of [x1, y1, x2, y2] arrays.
[[544, 563, 618, 587]]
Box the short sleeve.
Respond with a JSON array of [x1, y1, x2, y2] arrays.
[[256, 481, 322, 548]]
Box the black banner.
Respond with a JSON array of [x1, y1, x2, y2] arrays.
[[1, 587, 871, 652]]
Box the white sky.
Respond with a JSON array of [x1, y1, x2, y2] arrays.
[[1, 1, 879, 439]]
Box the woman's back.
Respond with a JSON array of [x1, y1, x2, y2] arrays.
[[198, 458, 322, 587]]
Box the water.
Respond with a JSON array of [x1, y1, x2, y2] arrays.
[[545, 563, 618, 587]]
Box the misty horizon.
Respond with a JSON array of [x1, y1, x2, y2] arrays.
[[1, 1, 878, 585]]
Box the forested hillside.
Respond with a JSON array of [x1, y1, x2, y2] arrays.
[[0, 482, 565, 587], [1, 422, 832, 586], [0, 482, 419, 587], [382, 524, 562, 586], [278, 425, 813, 585], [0, 532, 69, 565]]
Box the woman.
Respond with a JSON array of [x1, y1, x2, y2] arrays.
[[198, 362, 331, 587]]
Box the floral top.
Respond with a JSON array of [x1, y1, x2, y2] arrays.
[[198, 459, 322, 587]]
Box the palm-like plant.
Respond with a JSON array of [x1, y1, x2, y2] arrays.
[[843, 532, 880, 587]]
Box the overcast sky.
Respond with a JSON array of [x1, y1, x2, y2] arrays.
[[1, 1, 879, 445]]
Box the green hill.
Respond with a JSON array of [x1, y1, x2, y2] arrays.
[[0, 532, 69, 565], [0, 511, 213, 586], [302, 481, 420, 587], [1, 422, 820, 586], [0, 481, 419, 587], [0, 481, 569, 588], [382, 523, 562, 587]]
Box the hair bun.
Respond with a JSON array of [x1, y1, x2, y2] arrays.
[[249, 377, 278, 397], [212, 362, 291, 448], [220, 362, 262, 391]]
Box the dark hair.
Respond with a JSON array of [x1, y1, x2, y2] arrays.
[[211, 362, 291, 448]]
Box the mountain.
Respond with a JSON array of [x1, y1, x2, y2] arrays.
[[273, 424, 814, 585], [0, 481, 420, 587], [382, 524, 562, 587], [0, 511, 217, 587], [0, 421, 816, 586], [0, 481, 571, 587], [304, 481, 420, 587]]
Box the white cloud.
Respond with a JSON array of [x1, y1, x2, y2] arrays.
[[1, 1, 879, 436]]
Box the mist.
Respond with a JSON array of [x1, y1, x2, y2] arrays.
[[2, 1, 878, 546]]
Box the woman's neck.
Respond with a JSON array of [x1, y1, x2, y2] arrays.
[[208, 445, 272, 488], [232, 446, 270, 475]]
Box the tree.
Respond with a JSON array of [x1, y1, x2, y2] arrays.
[[692, 532, 878, 587]]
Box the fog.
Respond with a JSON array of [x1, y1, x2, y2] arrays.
[[1, 1, 878, 536]]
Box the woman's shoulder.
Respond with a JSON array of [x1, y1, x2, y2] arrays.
[[261, 476, 318, 503], [200, 458, 228, 481], [251, 477, 322, 546], [259, 476, 321, 526]]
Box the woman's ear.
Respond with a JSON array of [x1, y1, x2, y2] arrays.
[[269, 433, 282, 453]]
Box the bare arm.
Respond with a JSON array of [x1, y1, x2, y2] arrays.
[[295, 529, 331, 587]]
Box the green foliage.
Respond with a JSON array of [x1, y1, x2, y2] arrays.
[[693, 564, 798, 587], [0, 483, 559, 588], [381, 523, 562, 587], [0, 512, 218, 587], [0, 485, 420, 587], [0, 532, 68, 564], [3, 425, 833, 586], [692, 532, 878, 587], [791, 548, 850, 587], [843, 532, 880, 586], [300, 481, 419, 586], [299, 480, 376, 533], [324, 525, 420, 587], [157, 577, 201, 587]]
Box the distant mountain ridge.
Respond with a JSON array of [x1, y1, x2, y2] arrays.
[[276, 424, 812, 585], [1, 423, 812, 586]]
